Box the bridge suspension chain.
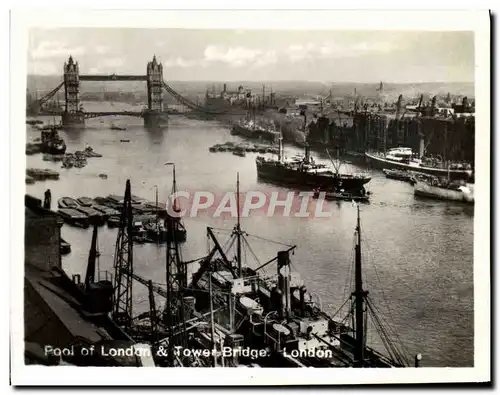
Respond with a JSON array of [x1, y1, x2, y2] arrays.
[[162, 81, 227, 115], [38, 81, 64, 107]]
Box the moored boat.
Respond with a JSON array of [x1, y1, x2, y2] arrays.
[[57, 208, 89, 228], [232, 148, 246, 157], [60, 238, 71, 255], [40, 126, 66, 155], [413, 177, 474, 204], [110, 123, 127, 131], [107, 216, 121, 228], [92, 204, 120, 220], [313, 188, 370, 203], [26, 168, 60, 181], [77, 197, 94, 207], [382, 168, 416, 185], [75, 206, 107, 226], [365, 148, 473, 181], [58, 197, 79, 209]]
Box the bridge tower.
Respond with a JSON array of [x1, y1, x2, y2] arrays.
[[62, 56, 85, 128], [144, 55, 167, 128]]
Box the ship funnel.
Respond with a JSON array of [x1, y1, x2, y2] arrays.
[[299, 286, 307, 317], [277, 251, 291, 319]]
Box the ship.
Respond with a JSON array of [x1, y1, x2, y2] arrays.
[[365, 147, 473, 181], [186, 176, 415, 367], [256, 139, 371, 193], [382, 168, 416, 185], [413, 175, 474, 204], [110, 123, 127, 131], [40, 126, 66, 155], [231, 117, 280, 143]]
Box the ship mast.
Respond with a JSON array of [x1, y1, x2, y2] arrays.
[[353, 204, 367, 367], [236, 173, 242, 278]]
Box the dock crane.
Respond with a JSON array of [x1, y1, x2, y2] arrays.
[[112, 179, 134, 331]]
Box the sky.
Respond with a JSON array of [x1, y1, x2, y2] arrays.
[[27, 28, 474, 83]]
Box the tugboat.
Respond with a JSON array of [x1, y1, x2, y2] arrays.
[[40, 126, 66, 155]]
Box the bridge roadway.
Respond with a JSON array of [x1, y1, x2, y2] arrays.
[[79, 75, 147, 81], [38, 110, 175, 119]]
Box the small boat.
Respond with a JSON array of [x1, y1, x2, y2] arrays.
[[107, 216, 121, 228], [144, 221, 168, 243], [232, 149, 246, 157], [414, 177, 474, 204], [382, 168, 416, 185], [77, 197, 94, 207], [40, 127, 66, 155], [313, 189, 370, 203], [60, 238, 71, 255], [98, 173, 108, 179], [58, 197, 79, 209], [132, 222, 148, 243], [57, 208, 89, 228], [26, 168, 60, 181], [25, 175, 35, 184], [75, 206, 106, 226], [26, 143, 42, 155], [82, 146, 103, 158], [209, 146, 217, 153], [110, 123, 127, 131], [92, 204, 120, 219], [120, 139, 130, 143]]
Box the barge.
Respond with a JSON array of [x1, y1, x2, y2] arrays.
[[58, 197, 79, 209], [76, 206, 107, 226], [57, 208, 90, 228]]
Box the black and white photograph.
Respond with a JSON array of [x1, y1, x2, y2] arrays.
[[10, 9, 490, 386]]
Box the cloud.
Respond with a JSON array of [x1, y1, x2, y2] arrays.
[[285, 41, 395, 62], [254, 50, 278, 67], [204, 45, 276, 67], [84, 58, 124, 74], [31, 41, 85, 60], [95, 45, 109, 54], [100, 58, 124, 68], [28, 61, 58, 75], [163, 57, 197, 68]]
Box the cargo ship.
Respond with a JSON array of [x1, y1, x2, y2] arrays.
[[256, 140, 371, 193], [231, 119, 280, 143]]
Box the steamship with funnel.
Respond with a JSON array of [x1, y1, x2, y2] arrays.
[[186, 175, 415, 367], [256, 137, 371, 193], [365, 142, 473, 181]]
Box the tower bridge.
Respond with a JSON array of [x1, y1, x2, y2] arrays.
[[35, 55, 229, 129]]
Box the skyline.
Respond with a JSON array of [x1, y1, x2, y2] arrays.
[[27, 28, 474, 84]]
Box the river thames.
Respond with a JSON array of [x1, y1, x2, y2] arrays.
[[25, 102, 474, 367]]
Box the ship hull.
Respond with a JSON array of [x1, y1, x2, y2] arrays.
[[365, 152, 472, 181], [414, 180, 474, 204], [232, 125, 278, 143], [256, 160, 371, 191]]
